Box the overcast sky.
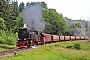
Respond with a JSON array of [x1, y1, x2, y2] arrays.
[[17, 0, 90, 21]]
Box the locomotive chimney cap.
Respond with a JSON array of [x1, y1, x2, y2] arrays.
[[23, 23, 27, 28]]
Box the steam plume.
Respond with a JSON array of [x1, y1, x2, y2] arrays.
[[23, 4, 45, 32]]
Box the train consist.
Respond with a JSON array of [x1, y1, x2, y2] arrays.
[[16, 28, 89, 49]]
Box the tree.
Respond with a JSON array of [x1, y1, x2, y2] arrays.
[[26, 2, 39, 6], [41, 2, 47, 10], [9, 0, 19, 20], [0, 0, 11, 30], [43, 9, 68, 35], [19, 2, 24, 12], [72, 23, 81, 29], [0, 17, 6, 30], [14, 12, 23, 32], [0, 0, 19, 31], [0, 0, 9, 20], [6, 0, 19, 31]]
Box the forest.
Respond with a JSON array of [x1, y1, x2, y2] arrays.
[[0, 0, 68, 45]]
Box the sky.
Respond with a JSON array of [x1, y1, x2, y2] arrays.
[[17, 0, 90, 21]]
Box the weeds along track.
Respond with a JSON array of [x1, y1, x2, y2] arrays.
[[0, 45, 41, 58]]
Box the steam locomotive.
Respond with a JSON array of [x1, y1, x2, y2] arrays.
[[16, 28, 89, 49], [16, 28, 44, 48]]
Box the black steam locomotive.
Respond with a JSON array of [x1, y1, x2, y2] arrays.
[[17, 28, 44, 48]]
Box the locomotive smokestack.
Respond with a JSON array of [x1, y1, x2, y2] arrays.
[[23, 23, 27, 28]]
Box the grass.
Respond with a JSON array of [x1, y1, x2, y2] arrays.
[[54, 40, 90, 51], [0, 48, 6, 51], [0, 40, 90, 60], [0, 44, 16, 51]]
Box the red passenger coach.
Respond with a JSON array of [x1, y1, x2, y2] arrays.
[[64, 36, 71, 41], [60, 36, 64, 41], [85, 37, 89, 40], [52, 35, 59, 42], [76, 36, 80, 40], [43, 34, 52, 43], [71, 36, 76, 40], [80, 37, 85, 40]]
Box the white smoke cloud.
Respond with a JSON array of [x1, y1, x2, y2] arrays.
[[23, 4, 45, 32]]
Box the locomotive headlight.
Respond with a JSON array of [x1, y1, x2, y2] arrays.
[[24, 38, 26, 40], [18, 38, 20, 40]]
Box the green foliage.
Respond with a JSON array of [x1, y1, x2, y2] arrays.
[[66, 45, 73, 49], [72, 23, 81, 29], [0, 0, 9, 19], [0, 0, 20, 31], [14, 12, 23, 32], [26, 2, 31, 6], [0, 30, 18, 45], [54, 42, 81, 50], [60, 42, 81, 50], [0, 44, 16, 51], [43, 9, 68, 35], [54, 43, 61, 47], [0, 44, 15, 49], [19, 2, 24, 12], [74, 43, 81, 50], [0, 17, 6, 30], [0, 48, 6, 52], [26, 1, 47, 10], [41, 2, 47, 9], [72, 24, 76, 29], [26, 2, 39, 6]]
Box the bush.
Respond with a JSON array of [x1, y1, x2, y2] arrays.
[[0, 18, 6, 30], [54, 44, 60, 47], [0, 36, 5, 43], [74, 43, 81, 50], [0, 30, 18, 45], [66, 45, 73, 49]]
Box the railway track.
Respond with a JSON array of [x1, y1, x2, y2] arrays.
[[0, 45, 41, 58], [0, 48, 24, 58]]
